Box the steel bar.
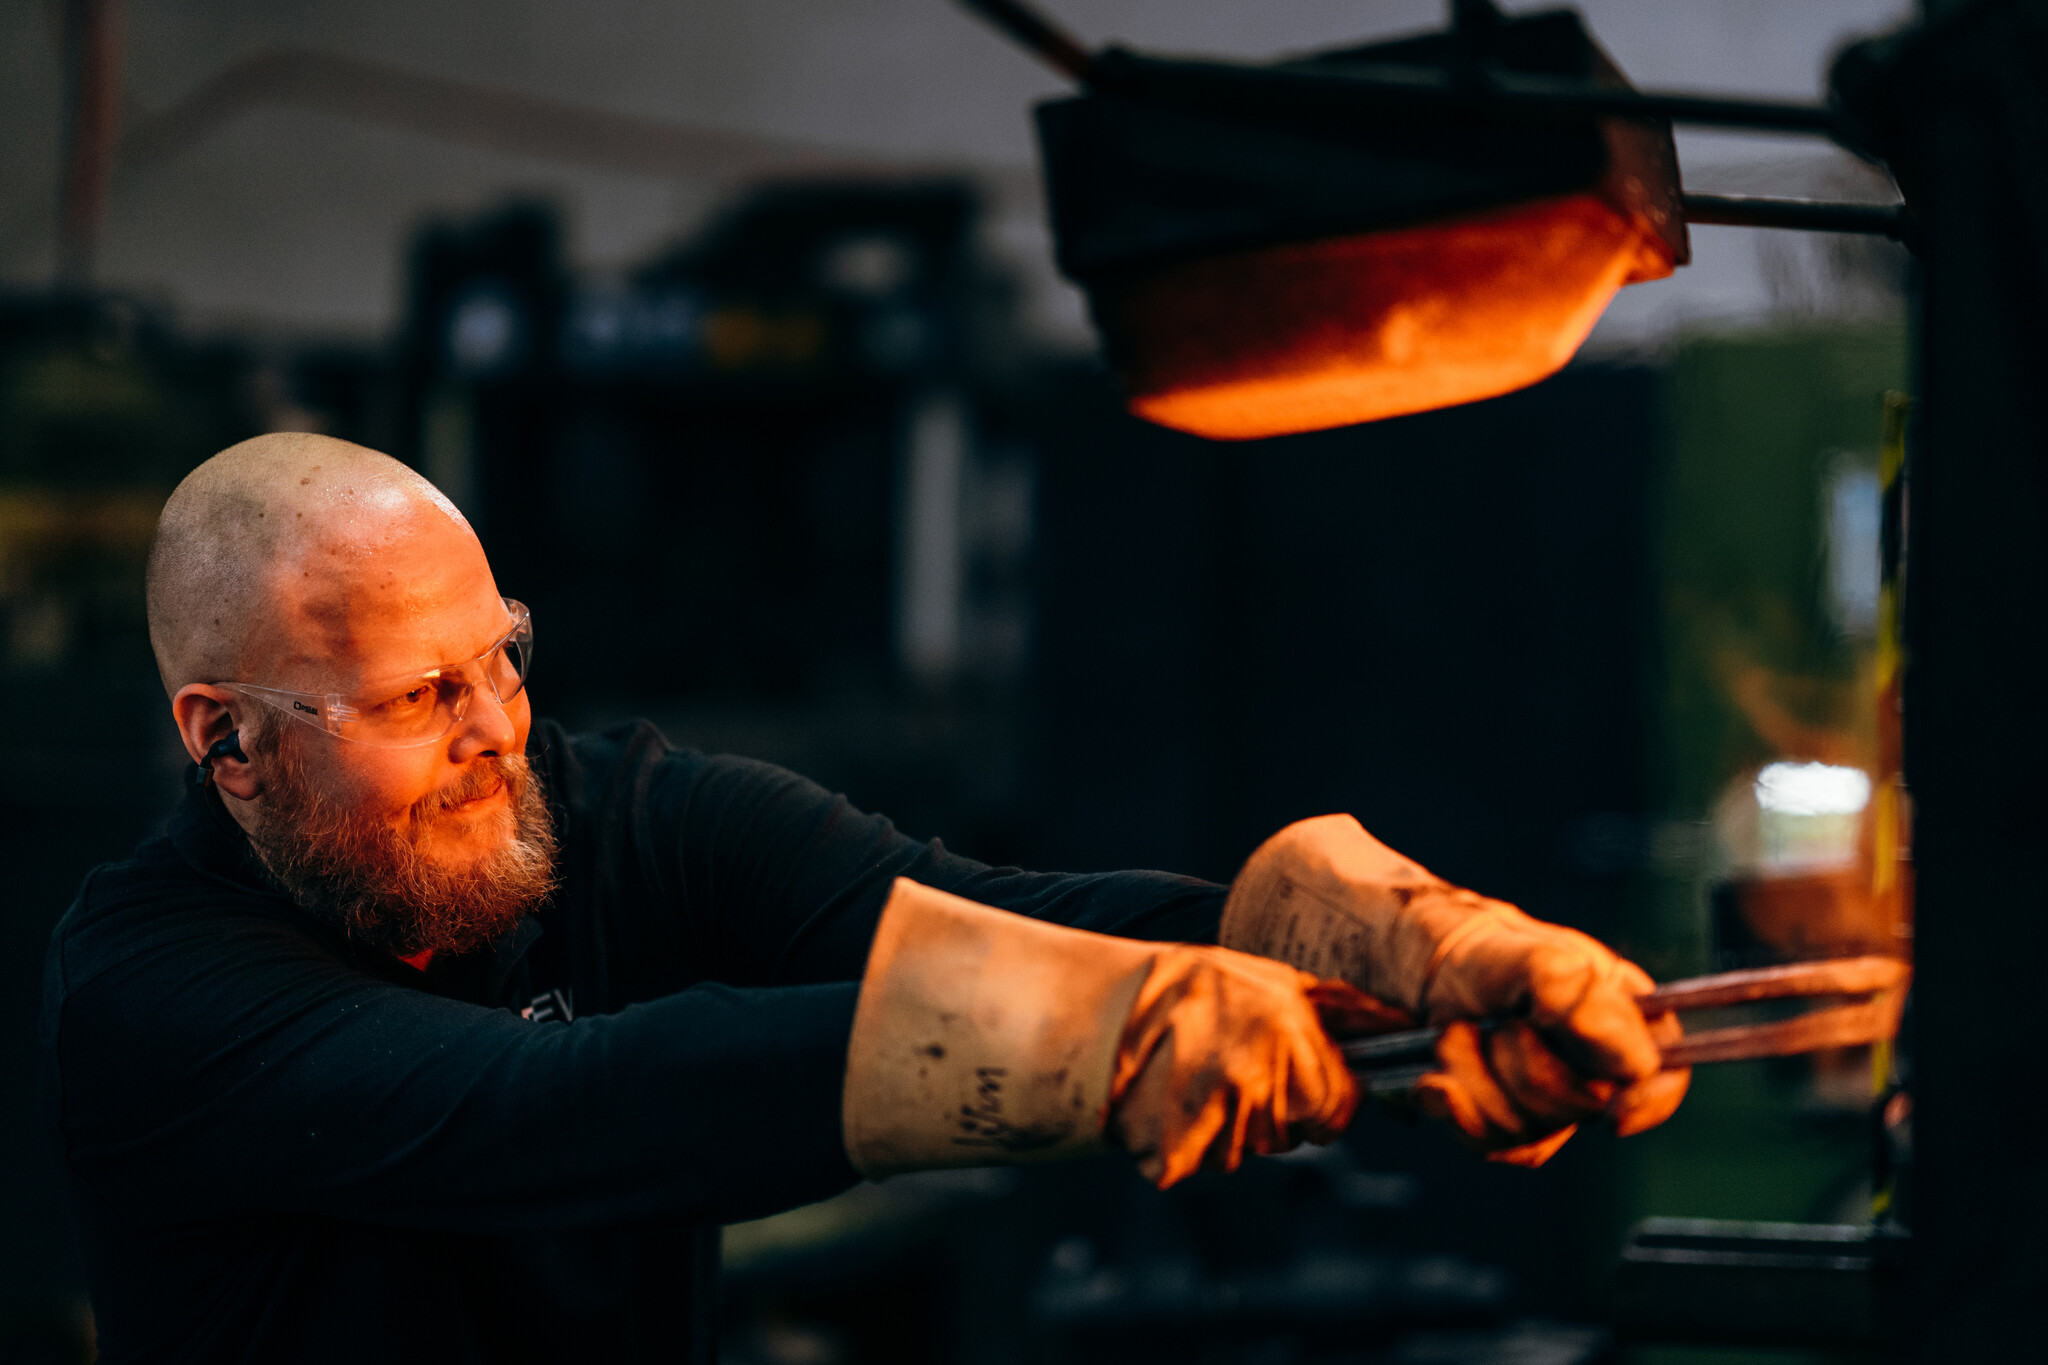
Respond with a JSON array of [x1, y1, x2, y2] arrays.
[[954, 0, 1102, 85], [1338, 1028, 1442, 1067], [1662, 995, 1903, 1068], [1360, 1064, 1435, 1097], [1340, 956, 1911, 1083], [955, 1, 1847, 141], [1683, 193, 1907, 239], [1100, 50, 1844, 139], [116, 49, 936, 187], [1637, 955, 1909, 1015], [58, 0, 124, 282]]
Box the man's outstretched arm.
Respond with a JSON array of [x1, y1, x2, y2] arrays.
[[552, 722, 1685, 1175], [47, 895, 868, 1233], [568, 719, 1225, 986]]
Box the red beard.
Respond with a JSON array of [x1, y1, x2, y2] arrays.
[[246, 737, 558, 958]]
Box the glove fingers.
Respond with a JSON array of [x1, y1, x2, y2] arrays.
[[1211, 1063, 1264, 1173], [1297, 1038, 1360, 1145], [1415, 1023, 1496, 1142], [1435, 919, 1665, 1088], [1615, 959, 1658, 997], [1487, 1125, 1578, 1168], [1257, 1019, 1358, 1159], [1430, 1020, 1528, 1137], [1603, 982, 1686, 1137], [1111, 951, 1363, 1189], [1415, 1072, 1491, 1143], [1416, 1021, 1588, 1163], [1157, 1080, 1230, 1187], [1109, 1044, 1173, 1178], [1306, 978, 1415, 1037], [1486, 1019, 1615, 1125], [1413, 1070, 1577, 1166], [1555, 983, 1665, 1084], [1645, 1007, 1684, 1049], [1610, 1067, 1691, 1137]]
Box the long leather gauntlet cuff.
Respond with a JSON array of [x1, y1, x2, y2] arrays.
[[842, 879, 1160, 1179], [1219, 814, 1508, 1018]]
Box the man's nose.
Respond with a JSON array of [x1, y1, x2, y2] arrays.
[[449, 678, 516, 759]]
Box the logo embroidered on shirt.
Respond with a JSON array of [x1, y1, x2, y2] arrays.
[[521, 988, 575, 1023]]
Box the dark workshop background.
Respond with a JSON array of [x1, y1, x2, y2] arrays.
[[0, 3, 1916, 1363]]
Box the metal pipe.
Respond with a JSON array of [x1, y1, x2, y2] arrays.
[[1340, 956, 1911, 1089], [57, 0, 123, 283], [954, 0, 1103, 85], [956, 0, 1853, 145], [1682, 192, 1908, 239], [110, 49, 1043, 203], [1099, 50, 1847, 139]]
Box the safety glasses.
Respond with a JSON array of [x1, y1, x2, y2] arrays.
[[225, 599, 532, 748]]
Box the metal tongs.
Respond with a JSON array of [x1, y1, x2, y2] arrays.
[[1337, 955, 1912, 1095]]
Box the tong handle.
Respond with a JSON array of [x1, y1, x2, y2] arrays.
[[1636, 955, 1908, 1016], [1337, 955, 1912, 1080]]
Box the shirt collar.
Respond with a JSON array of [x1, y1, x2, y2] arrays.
[[167, 781, 547, 1002], [169, 779, 287, 893]]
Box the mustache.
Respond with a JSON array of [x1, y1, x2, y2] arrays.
[[248, 740, 556, 959], [414, 756, 521, 820]]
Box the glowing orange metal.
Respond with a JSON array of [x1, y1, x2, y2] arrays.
[[1101, 192, 1677, 441]]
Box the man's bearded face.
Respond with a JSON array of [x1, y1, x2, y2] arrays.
[[246, 720, 558, 958]]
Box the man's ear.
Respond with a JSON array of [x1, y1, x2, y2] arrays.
[[171, 685, 261, 800]]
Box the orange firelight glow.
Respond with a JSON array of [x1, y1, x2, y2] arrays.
[[1100, 192, 1677, 441]]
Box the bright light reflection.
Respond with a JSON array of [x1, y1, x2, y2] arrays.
[[1754, 762, 1872, 817]]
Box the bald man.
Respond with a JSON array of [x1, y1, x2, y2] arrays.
[[42, 433, 1684, 1362]]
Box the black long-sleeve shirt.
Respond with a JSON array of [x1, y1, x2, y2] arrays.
[[42, 719, 1226, 1363]]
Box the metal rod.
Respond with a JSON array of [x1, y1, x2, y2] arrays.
[[1683, 192, 1907, 239], [1635, 954, 1909, 1015], [1104, 51, 1844, 138], [1338, 1028, 1441, 1067], [954, 0, 1851, 144], [115, 49, 957, 187], [954, 0, 1102, 85], [58, 0, 124, 284], [1339, 955, 1912, 1081]]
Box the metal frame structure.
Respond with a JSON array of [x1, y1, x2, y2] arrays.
[[964, 2, 2048, 1360], [959, 0, 1910, 242]]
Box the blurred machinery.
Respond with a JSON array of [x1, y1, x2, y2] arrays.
[[389, 183, 1035, 706], [352, 183, 1058, 860], [0, 294, 253, 689], [0, 287, 265, 1341]]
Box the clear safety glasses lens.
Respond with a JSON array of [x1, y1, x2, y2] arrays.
[[229, 600, 532, 748]]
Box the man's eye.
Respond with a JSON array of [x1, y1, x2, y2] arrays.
[[371, 685, 436, 716]]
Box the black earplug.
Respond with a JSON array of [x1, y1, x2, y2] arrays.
[[189, 731, 249, 792]]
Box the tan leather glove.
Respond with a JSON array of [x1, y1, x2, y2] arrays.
[[842, 878, 1356, 1188], [843, 879, 1155, 1177], [1220, 815, 1688, 1165], [1108, 945, 1357, 1187]]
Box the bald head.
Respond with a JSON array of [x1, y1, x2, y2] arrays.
[[147, 433, 489, 695]]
